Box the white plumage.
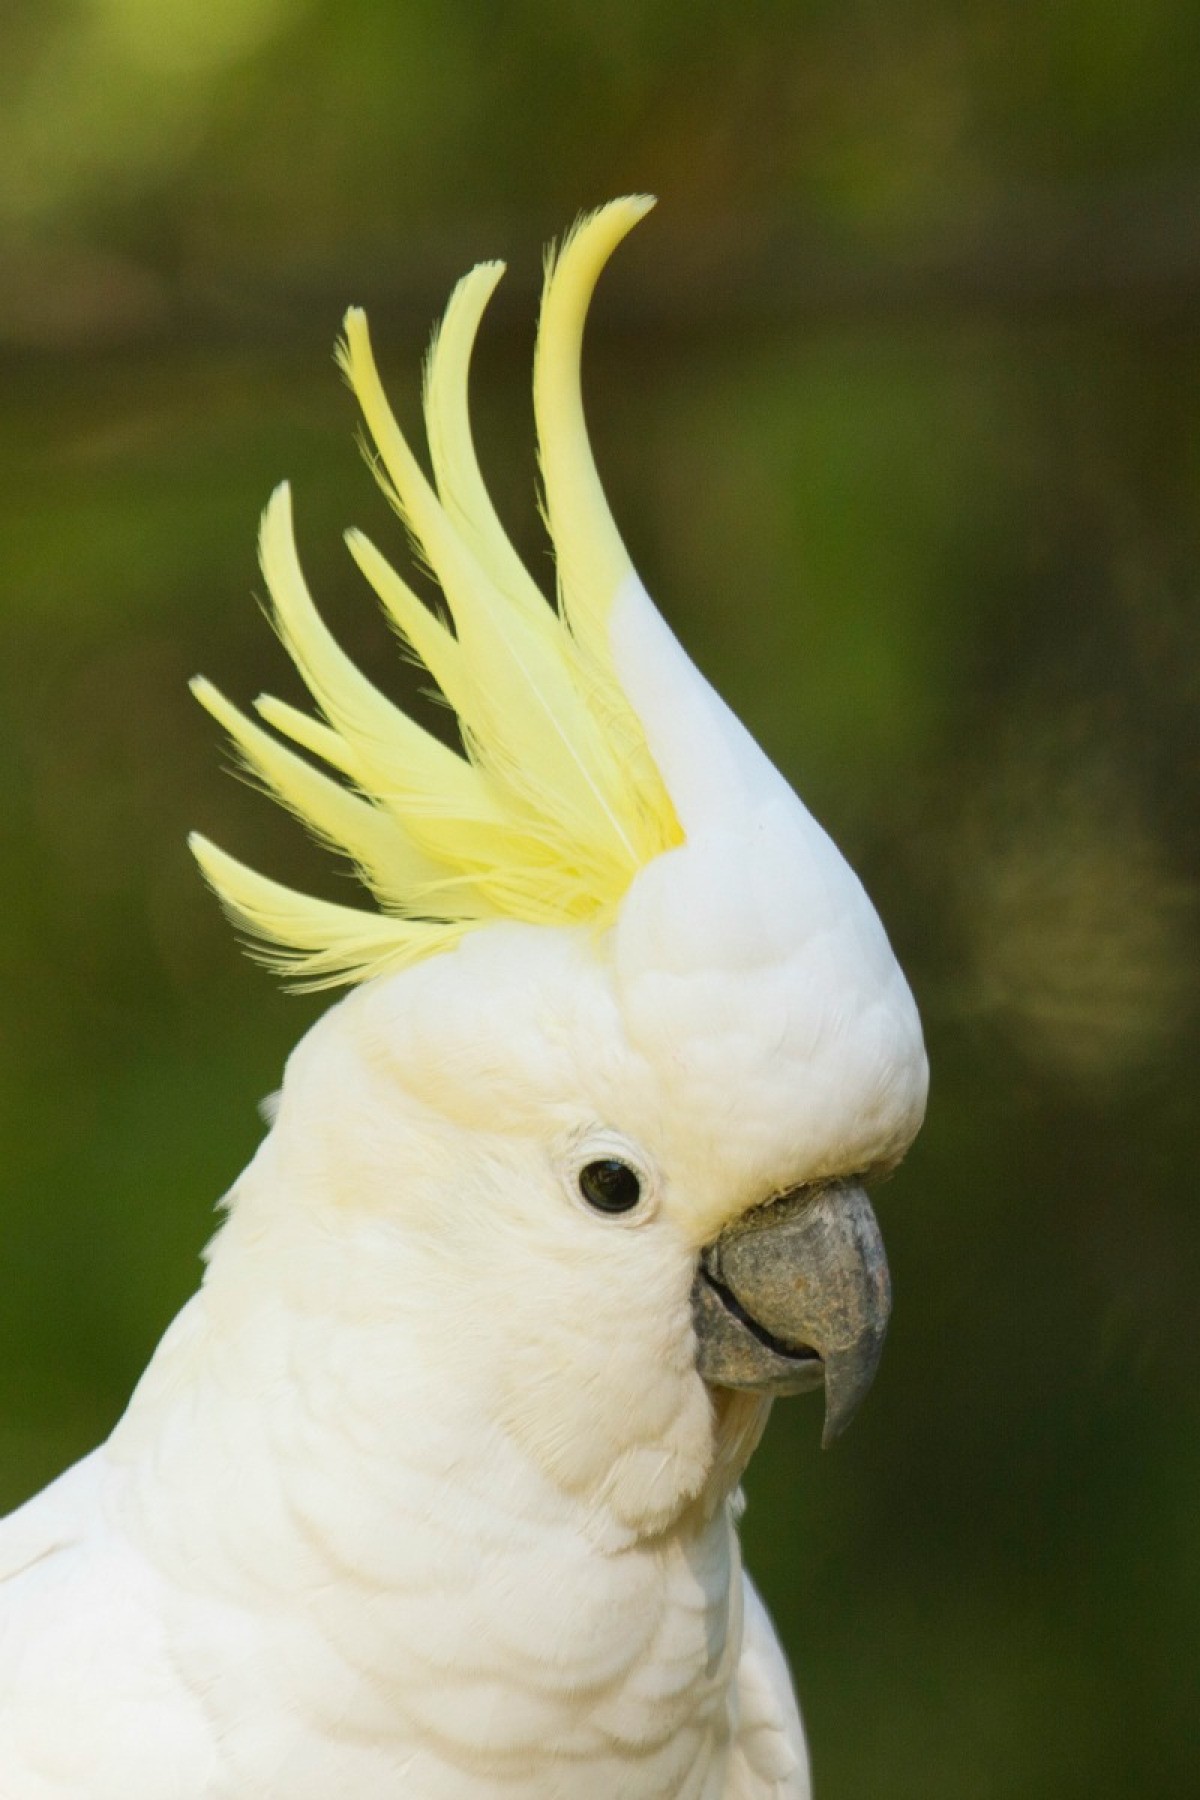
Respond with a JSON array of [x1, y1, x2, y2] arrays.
[[0, 199, 926, 1796]]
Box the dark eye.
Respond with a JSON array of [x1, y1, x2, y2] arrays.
[[578, 1158, 643, 1215]]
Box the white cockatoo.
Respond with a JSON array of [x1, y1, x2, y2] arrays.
[[0, 198, 927, 1798]]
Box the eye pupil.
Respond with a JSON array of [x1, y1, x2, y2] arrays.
[[578, 1158, 642, 1215]]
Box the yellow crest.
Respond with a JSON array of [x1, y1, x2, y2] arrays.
[[191, 198, 683, 987]]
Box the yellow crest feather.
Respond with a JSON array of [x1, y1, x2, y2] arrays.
[[192, 197, 682, 988]]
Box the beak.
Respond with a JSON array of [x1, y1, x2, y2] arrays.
[[691, 1180, 891, 1445]]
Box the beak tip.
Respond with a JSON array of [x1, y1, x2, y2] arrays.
[[819, 1403, 858, 1449], [819, 1332, 888, 1447], [819, 1406, 849, 1450]]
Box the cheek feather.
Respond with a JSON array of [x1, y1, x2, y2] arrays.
[[488, 1243, 716, 1537]]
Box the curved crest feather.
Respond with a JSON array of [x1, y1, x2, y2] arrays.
[[192, 198, 682, 988]]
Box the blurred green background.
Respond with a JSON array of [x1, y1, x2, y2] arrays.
[[1, 3, 1197, 1793]]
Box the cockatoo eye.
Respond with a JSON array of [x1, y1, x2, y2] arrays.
[[560, 1131, 657, 1225], [578, 1158, 643, 1215]]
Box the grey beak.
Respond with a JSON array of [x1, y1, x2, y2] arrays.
[[691, 1181, 891, 1445]]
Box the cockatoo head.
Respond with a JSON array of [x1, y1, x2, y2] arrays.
[[192, 199, 927, 1540]]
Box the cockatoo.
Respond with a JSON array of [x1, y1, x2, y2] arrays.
[[0, 198, 926, 1798]]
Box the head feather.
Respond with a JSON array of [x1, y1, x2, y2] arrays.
[[192, 197, 683, 988]]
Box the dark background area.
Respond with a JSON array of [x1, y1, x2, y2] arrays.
[[1, 4, 1197, 1793]]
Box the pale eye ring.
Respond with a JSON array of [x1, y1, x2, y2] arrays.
[[577, 1157, 642, 1215]]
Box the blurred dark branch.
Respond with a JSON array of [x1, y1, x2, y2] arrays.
[[3, 176, 1200, 357]]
